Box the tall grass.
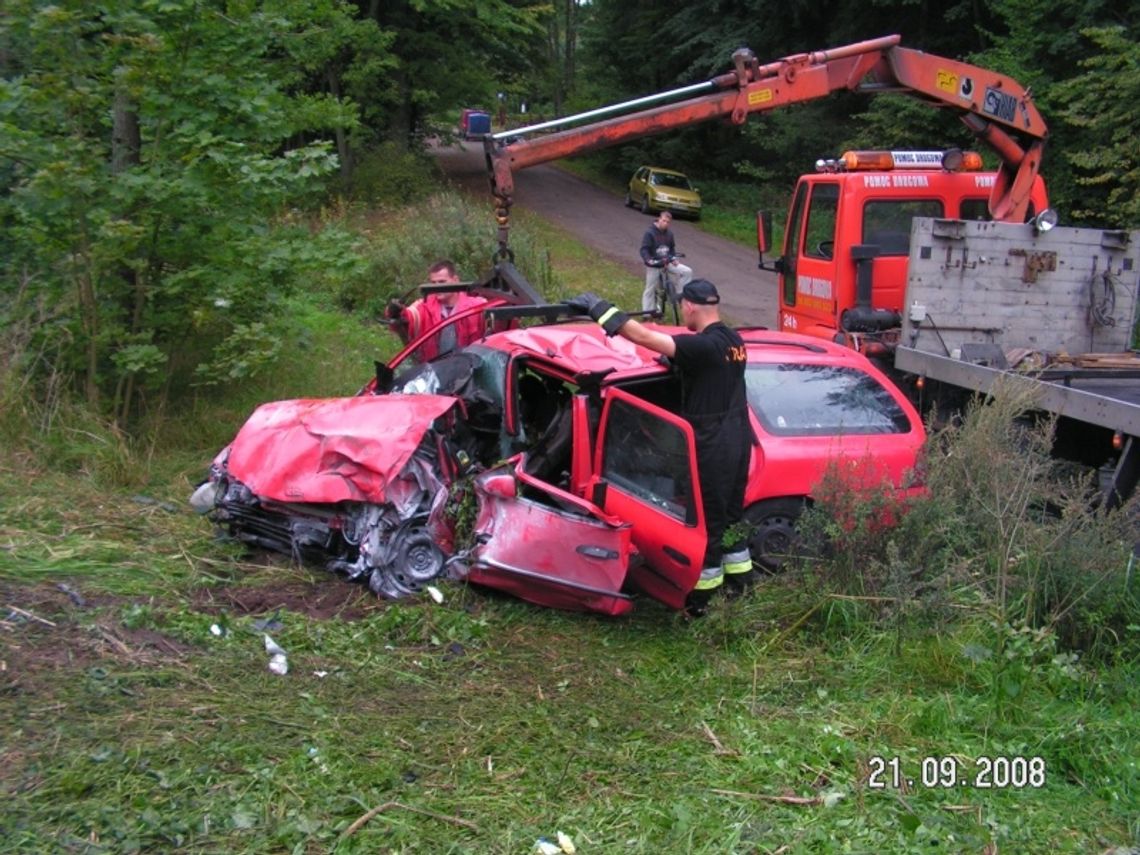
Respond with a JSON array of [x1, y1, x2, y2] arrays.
[[797, 381, 1139, 663]]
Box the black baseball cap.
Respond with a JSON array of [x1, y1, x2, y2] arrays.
[[681, 279, 720, 305]]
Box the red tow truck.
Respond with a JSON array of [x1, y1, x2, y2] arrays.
[[486, 35, 1140, 505], [767, 148, 1049, 351]]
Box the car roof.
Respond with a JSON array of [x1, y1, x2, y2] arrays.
[[483, 322, 665, 377], [480, 322, 884, 379]]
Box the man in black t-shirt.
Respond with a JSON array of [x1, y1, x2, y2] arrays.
[[568, 279, 754, 613]]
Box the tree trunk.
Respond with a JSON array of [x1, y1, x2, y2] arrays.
[[563, 0, 576, 97], [327, 68, 352, 181], [112, 81, 140, 175], [111, 78, 142, 425]]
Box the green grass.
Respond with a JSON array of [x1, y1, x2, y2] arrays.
[[1, 182, 1137, 853], [2, 532, 1135, 852]]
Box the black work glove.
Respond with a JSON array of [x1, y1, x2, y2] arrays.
[[565, 292, 601, 315], [645, 259, 663, 268], [385, 299, 405, 320], [569, 292, 629, 336]]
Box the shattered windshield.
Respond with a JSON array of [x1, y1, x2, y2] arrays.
[[393, 345, 507, 409]]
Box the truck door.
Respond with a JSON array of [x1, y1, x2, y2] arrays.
[[778, 179, 840, 339], [593, 388, 705, 609]]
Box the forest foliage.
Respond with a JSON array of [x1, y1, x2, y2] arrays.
[[2, 0, 1139, 430]]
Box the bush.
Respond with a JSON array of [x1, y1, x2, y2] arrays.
[[337, 191, 555, 317], [343, 142, 439, 208], [797, 382, 1140, 659]]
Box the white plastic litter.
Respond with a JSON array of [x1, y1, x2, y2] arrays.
[[426, 585, 444, 604], [533, 833, 575, 855], [264, 634, 288, 675]]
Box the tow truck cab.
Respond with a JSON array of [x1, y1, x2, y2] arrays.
[[771, 150, 1049, 354]]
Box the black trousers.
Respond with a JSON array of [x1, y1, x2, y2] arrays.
[[694, 410, 749, 568]]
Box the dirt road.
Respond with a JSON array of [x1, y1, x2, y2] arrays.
[[433, 142, 779, 326]]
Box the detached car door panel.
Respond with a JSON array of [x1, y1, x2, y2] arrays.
[[467, 457, 636, 616]]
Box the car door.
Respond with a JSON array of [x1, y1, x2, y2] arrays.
[[466, 456, 636, 616], [630, 167, 648, 204], [593, 388, 706, 609]]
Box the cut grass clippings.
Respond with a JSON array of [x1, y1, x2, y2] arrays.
[[2, 457, 1136, 853]]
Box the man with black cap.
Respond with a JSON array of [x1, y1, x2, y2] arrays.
[[568, 280, 754, 613]]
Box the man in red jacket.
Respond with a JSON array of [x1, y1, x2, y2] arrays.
[[387, 259, 488, 360]]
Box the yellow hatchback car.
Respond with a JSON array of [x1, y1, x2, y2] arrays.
[[626, 166, 702, 219]]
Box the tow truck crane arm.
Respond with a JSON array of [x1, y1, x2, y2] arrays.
[[485, 34, 1047, 257]]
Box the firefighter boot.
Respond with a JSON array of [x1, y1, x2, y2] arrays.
[[685, 564, 724, 617], [722, 548, 755, 598]]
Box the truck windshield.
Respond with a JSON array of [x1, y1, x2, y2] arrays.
[[745, 364, 911, 436], [862, 200, 943, 255]]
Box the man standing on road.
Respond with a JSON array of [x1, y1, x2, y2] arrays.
[[568, 279, 754, 613], [639, 211, 693, 314], [386, 259, 488, 360]]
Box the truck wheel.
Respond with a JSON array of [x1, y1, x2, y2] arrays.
[[744, 498, 807, 574]]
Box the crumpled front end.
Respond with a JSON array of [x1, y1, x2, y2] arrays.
[[192, 394, 471, 598]]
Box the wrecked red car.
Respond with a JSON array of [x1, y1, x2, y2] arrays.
[[193, 275, 925, 616]]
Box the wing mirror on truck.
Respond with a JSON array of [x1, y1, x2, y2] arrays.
[[756, 210, 783, 273]]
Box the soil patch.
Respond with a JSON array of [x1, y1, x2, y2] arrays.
[[193, 577, 385, 621], [1, 582, 195, 699]]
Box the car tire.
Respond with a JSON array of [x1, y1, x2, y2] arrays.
[[624, 192, 633, 208], [640, 195, 651, 214], [744, 498, 807, 574]]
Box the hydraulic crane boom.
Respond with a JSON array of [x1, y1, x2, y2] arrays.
[[484, 34, 1047, 257]]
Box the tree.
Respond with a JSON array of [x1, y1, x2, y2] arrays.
[[1051, 27, 1140, 226], [1, 0, 366, 427], [352, 0, 547, 147]]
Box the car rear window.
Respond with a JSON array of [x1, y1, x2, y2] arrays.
[[745, 364, 911, 436]]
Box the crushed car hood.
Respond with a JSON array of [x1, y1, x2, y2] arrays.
[[221, 395, 460, 504]]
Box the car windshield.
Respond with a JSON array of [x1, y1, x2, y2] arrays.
[[745, 363, 911, 436], [393, 344, 508, 411], [651, 172, 692, 190]]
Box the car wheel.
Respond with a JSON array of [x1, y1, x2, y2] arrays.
[[744, 498, 807, 573], [640, 195, 651, 214], [624, 192, 633, 208]]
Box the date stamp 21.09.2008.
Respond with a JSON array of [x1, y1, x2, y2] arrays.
[[867, 755, 1046, 790]]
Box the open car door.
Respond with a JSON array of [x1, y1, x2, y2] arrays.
[[593, 388, 706, 609]]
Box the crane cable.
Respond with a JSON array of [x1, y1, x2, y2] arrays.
[[1087, 268, 1119, 330]]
